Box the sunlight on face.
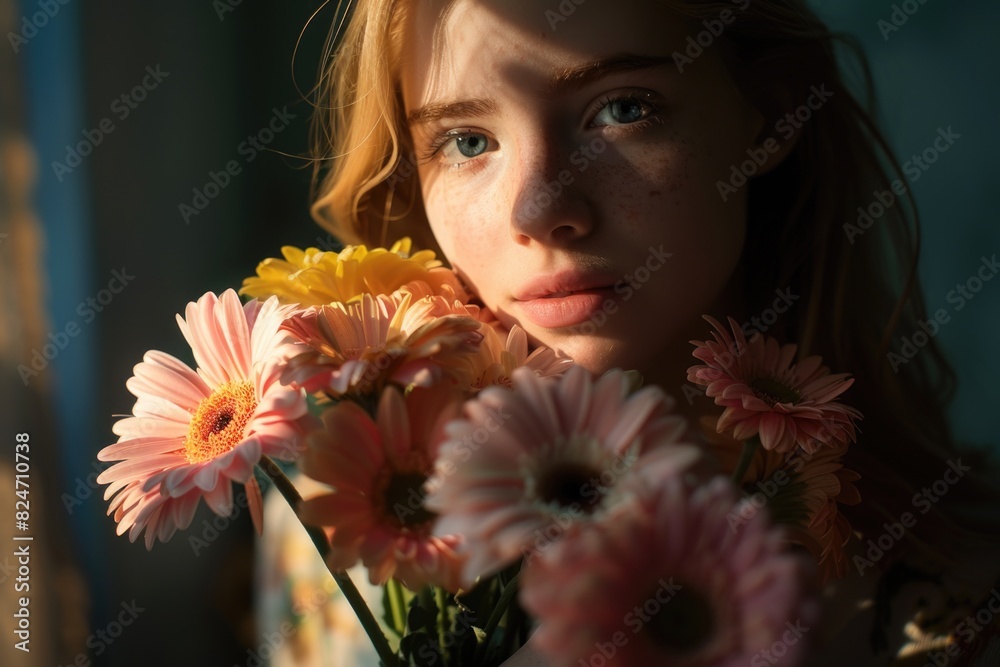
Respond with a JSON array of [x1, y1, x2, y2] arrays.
[[400, 0, 765, 383]]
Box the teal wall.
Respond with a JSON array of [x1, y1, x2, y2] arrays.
[[812, 0, 1000, 449]]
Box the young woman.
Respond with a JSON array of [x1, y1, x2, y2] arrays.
[[289, 0, 1000, 662]]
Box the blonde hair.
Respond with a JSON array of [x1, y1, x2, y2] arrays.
[[308, 0, 1000, 562]]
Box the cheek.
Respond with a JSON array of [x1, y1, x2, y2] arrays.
[[591, 136, 745, 309], [423, 181, 508, 297], [595, 133, 743, 245]]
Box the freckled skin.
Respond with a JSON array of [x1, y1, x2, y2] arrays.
[[400, 0, 769, 387]]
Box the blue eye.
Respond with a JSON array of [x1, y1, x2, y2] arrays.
[[591, 94, 657, 128], [421, 130, 497, 167], [452, 133, 490, 158]]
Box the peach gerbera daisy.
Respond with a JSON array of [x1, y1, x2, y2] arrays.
[[424, 365, 692, 587], [298, 385, 466, 592], [239, 238, 468, 307], [466, 323, 573, 390], [279, 290, 482, 398], [520, 475, 819, 667], [97, 290, 314, 549], [688, 316, 862, 453]]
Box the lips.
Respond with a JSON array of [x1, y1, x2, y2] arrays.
[[514, 271, 618, 329]]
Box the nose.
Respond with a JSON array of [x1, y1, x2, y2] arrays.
[[509, 139, 596, 246]]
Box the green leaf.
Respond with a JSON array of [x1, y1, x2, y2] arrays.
[[400, 630, 439, 666], [407, 600, 437, 633]]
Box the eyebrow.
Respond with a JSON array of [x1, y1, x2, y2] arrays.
[[548, 53, 675, 96], [405, 53, 674, 127], [406, 98, 499, 128]]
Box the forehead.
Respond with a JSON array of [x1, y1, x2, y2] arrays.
[[400, 0, 698, 108]]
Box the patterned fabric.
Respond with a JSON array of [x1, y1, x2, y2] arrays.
[[256, 472, 382, 667]]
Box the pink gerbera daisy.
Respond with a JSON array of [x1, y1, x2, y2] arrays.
[[97, 290, 314, 549], [280, 289, 482, 398], [688, 316, 862, 453], [424, 365, 693, 587], [520, 474, 819, 667], [297, 385, 467, 592]]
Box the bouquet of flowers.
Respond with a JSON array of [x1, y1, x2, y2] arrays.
[[97, 238, 862, 666]]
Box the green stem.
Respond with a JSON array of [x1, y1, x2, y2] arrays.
[[731, 435, 761, 487], [474, 572, 521, 665], [386, 579, 407, 637], [436, 586, 449, 660], [258, 456, 400, 667]]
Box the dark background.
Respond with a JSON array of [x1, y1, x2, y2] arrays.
[[0, 1, 997, 665]]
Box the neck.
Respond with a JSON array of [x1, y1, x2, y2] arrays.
[[642, 264, 746, 426]]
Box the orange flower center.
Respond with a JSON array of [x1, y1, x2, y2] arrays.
[[184, 381, 257, 463]]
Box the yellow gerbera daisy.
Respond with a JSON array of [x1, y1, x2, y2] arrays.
[[239, 238, 468, 308]]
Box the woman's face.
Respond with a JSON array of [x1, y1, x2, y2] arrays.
[[400, 0, 765, 379]]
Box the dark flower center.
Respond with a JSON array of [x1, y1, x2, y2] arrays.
[[536, 463, 603, 513], [646, 585, 716, 654], [383, 471, 436, 529], [210, 412, 233, 434], [749, 377, 801, 406], [184, 380, 257, 464]]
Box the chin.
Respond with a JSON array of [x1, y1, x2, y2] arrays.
[[544, 335, 646, 376]]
